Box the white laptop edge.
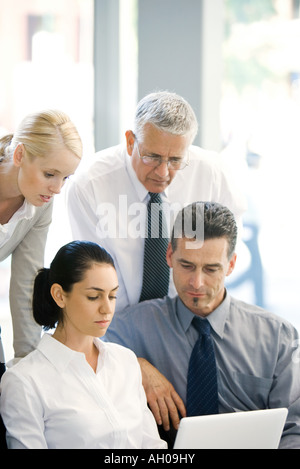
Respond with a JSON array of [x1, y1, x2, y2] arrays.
[[174, 408, 288, 450]]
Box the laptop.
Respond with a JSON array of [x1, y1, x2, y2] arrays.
[[174, 408, 288, 449]]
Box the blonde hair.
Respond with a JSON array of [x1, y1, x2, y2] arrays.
[[0, 110, 82, 162]]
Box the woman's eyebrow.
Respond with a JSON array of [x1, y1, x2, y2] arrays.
[[85, 286, 119, 291]]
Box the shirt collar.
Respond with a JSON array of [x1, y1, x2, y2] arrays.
[[18, 200, 36, 220], [0, 200, 36, 231], [124, 146, 169, 203], [37, 334, 105, 373], [176, 290, 231, 339], [176, 296, 196, 333], [206, 291, 230, 339]]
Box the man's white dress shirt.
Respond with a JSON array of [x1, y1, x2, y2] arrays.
[[0, 334, 166, 449], [67, 144, 247, 312]]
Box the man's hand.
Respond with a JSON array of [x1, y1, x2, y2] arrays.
[[138, 358, 186, 431]]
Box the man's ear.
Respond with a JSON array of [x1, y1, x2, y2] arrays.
[[226, 253, 237, 277], [13, 144, 25, 167], [125, 130, 135, 156], [166, 242, 174, 268], [50, 284, 66, 309]]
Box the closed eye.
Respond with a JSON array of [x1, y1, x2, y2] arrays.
[[169, 157, 182, 163], [204, 264, 222, 273], [88, 295, 117, 301], [179, 261, 195, 270]]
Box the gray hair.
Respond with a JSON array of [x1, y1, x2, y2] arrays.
[[134, 91, 198, 143]]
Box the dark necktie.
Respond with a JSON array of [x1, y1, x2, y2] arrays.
[[139, 192, 170, 302], [186, 317, 219, 417]]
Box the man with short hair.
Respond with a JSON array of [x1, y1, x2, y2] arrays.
[[68, 91, 246, 312], [106, 202, 300, 449]]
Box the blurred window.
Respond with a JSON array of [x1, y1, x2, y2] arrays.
[[223, 0, 300, 331], [0, 0, 94, 361]]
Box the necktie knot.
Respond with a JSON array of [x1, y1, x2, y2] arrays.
[[192, 317, 211, 336], [149, 192, 162, 204]]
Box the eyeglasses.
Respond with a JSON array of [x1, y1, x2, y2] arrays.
[[134, 138, 189, 171]]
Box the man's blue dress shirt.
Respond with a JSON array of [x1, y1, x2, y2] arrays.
[[106, 293, 300, 449]]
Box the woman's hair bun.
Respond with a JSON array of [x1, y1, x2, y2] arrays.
[[32, 268, 61, 330]]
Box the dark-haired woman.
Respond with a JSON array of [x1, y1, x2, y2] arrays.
[[0, 241, 166, 449]]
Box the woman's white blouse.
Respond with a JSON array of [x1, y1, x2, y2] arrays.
[[0, 334, 167, 449], [0, 200, 35, 249]]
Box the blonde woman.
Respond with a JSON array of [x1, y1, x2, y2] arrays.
[[0, 110, 82, 361]]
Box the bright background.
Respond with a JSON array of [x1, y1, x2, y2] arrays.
[[0, 0, 299, 361]]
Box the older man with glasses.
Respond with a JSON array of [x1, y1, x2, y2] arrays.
[[67, 90, 246, 312]]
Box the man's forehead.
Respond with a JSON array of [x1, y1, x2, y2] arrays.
[[175, 236, 229, 255], [141, 124, 191, 150]]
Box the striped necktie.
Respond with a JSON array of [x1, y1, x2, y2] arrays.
[[139, 192, 170, 302], [186, 317, 219, 416]]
